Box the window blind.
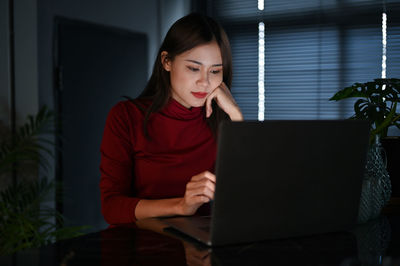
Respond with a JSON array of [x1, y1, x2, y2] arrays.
[[388, 25, 400, 77], [387, 25, 400, 135], [210, 0, 400, 131], [264, 25, 340, 120], [225, 23, 259, 120]]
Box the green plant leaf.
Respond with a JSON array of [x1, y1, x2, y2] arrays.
[[330, 78, 400, 139], [0, 106, 89, 256], [329, 84, 368, 101], [0, 178, 88, 256], [0, 105, 57, 175]]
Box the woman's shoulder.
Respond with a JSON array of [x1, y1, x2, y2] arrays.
[[110, 97, 152, 118], [104, 98, 152, 137]]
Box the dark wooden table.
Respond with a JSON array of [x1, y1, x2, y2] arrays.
[[1, 213, 400, 266]]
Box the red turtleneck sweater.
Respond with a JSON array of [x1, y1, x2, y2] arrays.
[[99, 99, 217, 225]]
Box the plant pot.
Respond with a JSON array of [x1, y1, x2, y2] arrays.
[[358, 138, 392, 224], [381, 136, 400, 198]]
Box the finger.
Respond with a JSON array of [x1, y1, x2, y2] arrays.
[[209, 85, 233, 113], [186, 179, 215, 194], [190, 171, 215, 182], [219, 81, 229, 92], [197, 194, 212, 202], [211, 83, 243, 121], [188, 195, 211, 204], [186, 177, 216, 192], [205, 92, 215, 118], [187, 185, 215, 200], [203, 171, 216, 183], [192, 170, 215, 181], [219, 82, 233, 96]]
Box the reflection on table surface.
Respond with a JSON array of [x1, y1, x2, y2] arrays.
[[1, 215, 399, 266]]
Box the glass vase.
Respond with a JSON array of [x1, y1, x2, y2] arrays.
[[358, 136, 392, 224]]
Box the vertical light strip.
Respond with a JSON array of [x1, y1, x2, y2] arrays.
[[258, 22, 265, 121], [258, 0, 264, 11], [382, 12, 387, 80]]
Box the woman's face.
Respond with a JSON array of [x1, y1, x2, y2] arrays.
[[162, 41, 223, 108]]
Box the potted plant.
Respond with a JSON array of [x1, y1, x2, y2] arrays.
[[329, 78, 400, 143], [329, 78, 400, 223], [0, 106, 86, 255]]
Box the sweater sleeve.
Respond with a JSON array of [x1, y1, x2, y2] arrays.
[[99, 102, 140, 225]]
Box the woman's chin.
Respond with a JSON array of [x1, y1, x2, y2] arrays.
[[190, 99, 207, 108], [194, 103, 207, 108]]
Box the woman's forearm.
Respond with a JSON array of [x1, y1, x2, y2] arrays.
[[134, 198, 184, 220], [134, 171, 216, 220]]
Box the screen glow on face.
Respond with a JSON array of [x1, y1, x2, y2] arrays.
[[165, 42, 223, 109]]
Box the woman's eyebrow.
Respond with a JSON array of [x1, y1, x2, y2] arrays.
[[185, 59, 223, 67]]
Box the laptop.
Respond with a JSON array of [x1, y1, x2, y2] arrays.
[[160, 120, 370, 246]]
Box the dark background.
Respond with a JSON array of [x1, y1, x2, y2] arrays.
[[1, 0, 399, 233]]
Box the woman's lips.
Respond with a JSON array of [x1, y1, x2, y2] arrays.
[[191, 92, 208, 99]]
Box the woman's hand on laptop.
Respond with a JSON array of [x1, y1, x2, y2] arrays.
[[205, 82, 243, 121], [178, 171, 216, 216]]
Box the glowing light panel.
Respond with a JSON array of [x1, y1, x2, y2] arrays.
[[258, 22, 265, 121], [258, 0, 264, 11], [382, 12, 387, 80]]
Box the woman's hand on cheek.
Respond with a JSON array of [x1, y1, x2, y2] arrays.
[[178, 171, 216, 216], [205, 82, 244, 121]]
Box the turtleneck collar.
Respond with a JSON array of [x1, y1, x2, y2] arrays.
[[161, 98, 204, 120]]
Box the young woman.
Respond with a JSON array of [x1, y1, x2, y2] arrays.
[[100, 13, 243, 226]]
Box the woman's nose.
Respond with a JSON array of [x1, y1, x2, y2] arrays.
[[197, 71, 210, 87]]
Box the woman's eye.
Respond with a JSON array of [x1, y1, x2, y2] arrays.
[[187, 66, 199, 72], [211, 70, 221, 74]]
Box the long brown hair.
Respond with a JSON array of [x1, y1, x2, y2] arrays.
[[138, 13, 233, 137]]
